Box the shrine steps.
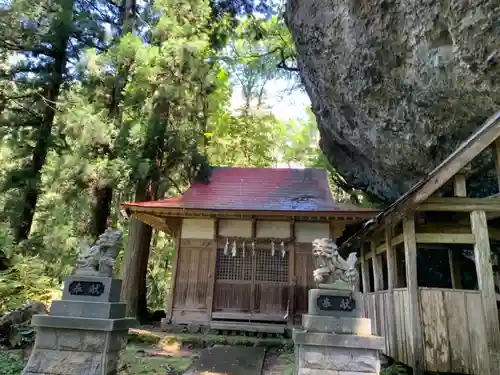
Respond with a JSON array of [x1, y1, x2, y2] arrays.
[[161, 319, 294, 338], [209, 321, 285, 334]]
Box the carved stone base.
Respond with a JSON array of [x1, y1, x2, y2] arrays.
[[21, 324, 130, 375], [293, 329, 385, 375], [21, 276, 137, 375], [294, 294, 384, 375]]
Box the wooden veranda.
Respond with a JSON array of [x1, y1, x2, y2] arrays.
[[342, 112, 500, 375]]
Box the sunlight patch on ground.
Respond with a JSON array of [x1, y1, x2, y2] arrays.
[[120, 344, 198, 375]]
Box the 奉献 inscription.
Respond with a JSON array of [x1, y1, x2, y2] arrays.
[[316, 295, 355, 312], [68, 281, 105, 297]]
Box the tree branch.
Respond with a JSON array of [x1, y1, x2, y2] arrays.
[[167, 177, 183, 195]]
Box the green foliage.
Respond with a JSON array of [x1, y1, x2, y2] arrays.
[[0, 224, 60, 313], [0, 352, 24, 375], [0, 0, 360, 316], [381, 363, 409, 375], [208, 110, 282, 167], [147, 232, 175, 311]]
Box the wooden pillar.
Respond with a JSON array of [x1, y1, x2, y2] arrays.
[[371, 240, 383, 291], [403, 215, 425, 375], [453, 172, 467, 197], [205, 219, 218, 320], [361, 243, 371, 293], [288, 220, 296, 325], [493, 138, 500, 192], [449, 173, 466, 288], [385, 226, 398, 357], [165, 222, 182, 321], [470, 210, 500, 373], [355, 262, 361, 292]]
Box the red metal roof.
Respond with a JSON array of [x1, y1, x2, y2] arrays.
[[122, 167, 377, 214]]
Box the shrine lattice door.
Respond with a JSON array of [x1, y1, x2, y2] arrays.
[[212, 246, 289, 322]]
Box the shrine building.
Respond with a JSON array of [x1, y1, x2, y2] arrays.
[[121, 166, 377, 332]]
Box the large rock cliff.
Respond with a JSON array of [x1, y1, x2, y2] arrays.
[[285, 0, 500, 202]]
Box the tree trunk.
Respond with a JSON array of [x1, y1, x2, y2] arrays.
[[90, 0, 136, 238], [120, 94, 169, 319], [120, 215, 153, 320], [91, 185, 113, 239], [14, 4, 73, 243]]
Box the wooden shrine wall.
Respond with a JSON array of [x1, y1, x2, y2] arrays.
[[172, 238, 214, 322], [171, 218, 333, 323]]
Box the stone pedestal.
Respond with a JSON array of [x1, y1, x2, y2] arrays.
[[22, 276, 137, 375], [293, 289, 385, 375]]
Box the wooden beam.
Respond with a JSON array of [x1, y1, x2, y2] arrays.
[[470, 210, 500, 372], [371, 240, 383, 291], [417, 197, 500, 212], [126, 205, 378, 221], [403, 216, 425, 375], [361, 243, 371, 293], [373, 232, 475, 252], [415, 223, 471, 234], [385, 226, 398, 357], [415, 233, 475, 244]]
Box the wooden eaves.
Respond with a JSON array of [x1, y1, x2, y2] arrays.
[[125, 206, 379, 236]]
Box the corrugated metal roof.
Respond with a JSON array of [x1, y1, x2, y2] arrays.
[[122, 167, 377, 213]]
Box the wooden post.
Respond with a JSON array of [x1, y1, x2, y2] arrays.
[[470, 210, 500, 373], [165, 221, 182, 321], [453, 173, 467, 197], [205, 218, 218, 320], [449, 172, 466, 288], [355, 262, 361, 292], [493, 138, 500, 192], [403, 215, 425, 375], [385, 226, 398, 358], [371, 240, 383, 291], [361, 243, 371, 293], [288, 220, 296, 325]]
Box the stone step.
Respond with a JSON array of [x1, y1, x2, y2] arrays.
[[209, 321, 285, 334]]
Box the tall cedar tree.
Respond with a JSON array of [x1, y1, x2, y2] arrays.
[[119, 0, 217, 320], [0, 0, 116, 243], [90, 0, 136, 239]]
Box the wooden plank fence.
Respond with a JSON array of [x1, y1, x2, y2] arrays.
[[364, 288, 493, 374]]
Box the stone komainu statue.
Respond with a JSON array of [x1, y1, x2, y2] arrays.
[[75, 228, 123, 277], [312, 238, 359, 290]]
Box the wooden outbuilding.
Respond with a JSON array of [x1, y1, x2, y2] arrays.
[[341, 112, 500, 375], [122, 167, 377, 332]]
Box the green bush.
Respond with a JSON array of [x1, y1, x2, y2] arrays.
[[0, 253, 60, 314], [0, 223, 61, 314]]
